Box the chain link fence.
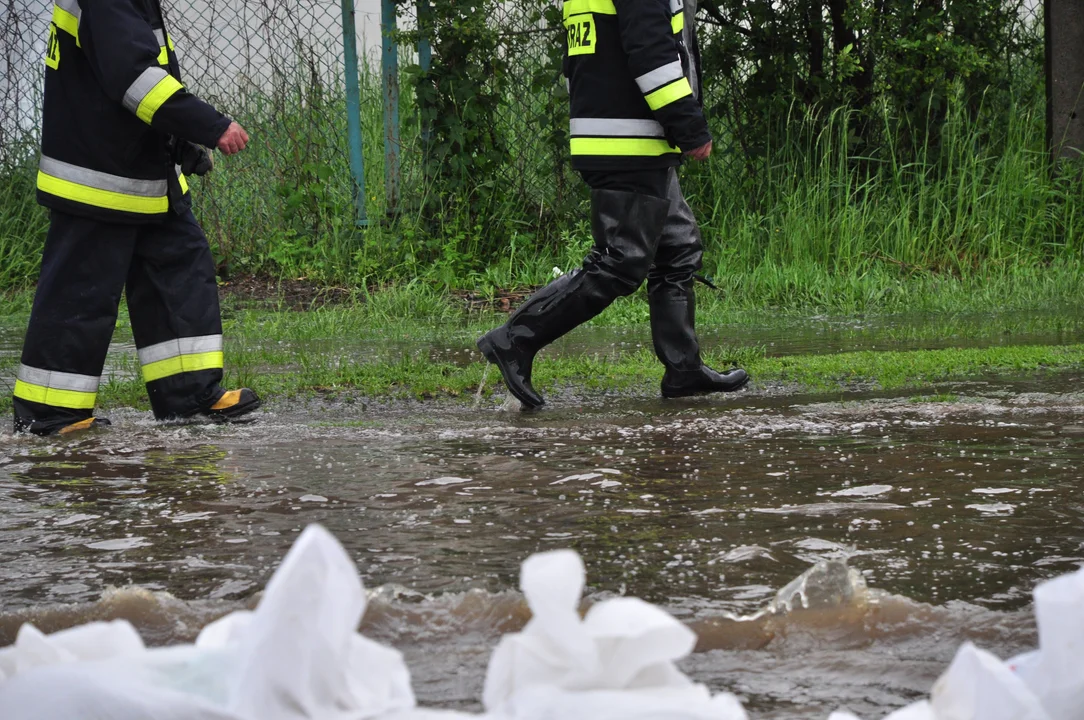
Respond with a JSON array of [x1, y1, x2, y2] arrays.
[[0, 0, 1055, 273]]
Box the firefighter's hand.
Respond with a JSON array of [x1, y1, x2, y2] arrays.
[[684, 140, 712, 161], [217, 122, 249, 156]]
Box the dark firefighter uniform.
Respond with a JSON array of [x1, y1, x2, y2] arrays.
[[477, 0, 748, 409], [15, 0, 260, 435]]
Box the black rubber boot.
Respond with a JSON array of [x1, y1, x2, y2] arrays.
[[14, 415, 113, 437], [648, 171, 748, 398], [478, 189, 672, 409], [650, 287, 749, 398], [200, 388, 262, 422]]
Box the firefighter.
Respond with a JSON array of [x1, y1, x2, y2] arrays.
[[476, 0, 748, 409], [14, 0, 261, 435]]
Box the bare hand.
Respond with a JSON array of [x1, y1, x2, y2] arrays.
[[217, 122, 249, 156], [684, 140, 712, 161]]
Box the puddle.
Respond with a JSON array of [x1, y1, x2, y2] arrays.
[[2, 382, 1083, 717]]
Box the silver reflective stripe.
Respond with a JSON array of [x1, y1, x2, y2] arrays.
[[570, 118, 666, 137], [670, 0, 683, 12], [138, 335, 224, 366], [154, 28, 166, 46], [123, 67, 169, 114], [55, 0, 81, 19], [636, 60, 685, 94], [18, 364, 99, 393], [39, 156, 168, 197]]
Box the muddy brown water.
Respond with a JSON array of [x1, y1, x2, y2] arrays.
[[2, 373, 1083, 718]]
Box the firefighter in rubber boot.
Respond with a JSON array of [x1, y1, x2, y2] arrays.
[[476, 0, 748, 409], [14, 0, 261, 436]]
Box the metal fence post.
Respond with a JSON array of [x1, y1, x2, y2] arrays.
[[417, 0, 432, 73], [1046, 0, 1084, 164], [340, 0, 368, 227], [382, 0, 401, 212], [416, 0, 432, 147]]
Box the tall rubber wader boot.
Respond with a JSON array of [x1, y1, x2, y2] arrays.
[[648, 170, 749, 398], [478, 189, 672, 409]]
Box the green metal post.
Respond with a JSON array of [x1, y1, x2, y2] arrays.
[[382, 0, 401, 212], [417, 0, 432, 145], [340, 0, 368, 226], [417, 0, 432, 72]]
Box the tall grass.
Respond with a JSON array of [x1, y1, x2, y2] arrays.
[[1, 63, 1082, 314]]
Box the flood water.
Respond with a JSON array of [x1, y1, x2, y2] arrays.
[[2, 369, 1083, 717]]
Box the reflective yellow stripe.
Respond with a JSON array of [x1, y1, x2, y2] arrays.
[[179, 172, 189, 194], [136, 75, 183, 124], [570, 137, 679, 156], [672, 12, 684, 33], [37, 171, 168, 215], [141, 351, 224, 383], [645, 78, 693, 111], [14, 380, 96, 410], [563, 0, 615, 19], [52, 5, 80, 45], [157, 46, 168, 65]]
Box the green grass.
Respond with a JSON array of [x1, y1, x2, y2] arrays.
[[3, 297, 1083, 416], [30, 342, 1084, 414], [3, 64, 1084, 316]]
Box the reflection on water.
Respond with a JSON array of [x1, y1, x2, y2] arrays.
[[2, 383, 1084, 717]]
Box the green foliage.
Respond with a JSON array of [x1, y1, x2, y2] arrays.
[[0, 149, 47, 290], [699, 0, 1042, 160]]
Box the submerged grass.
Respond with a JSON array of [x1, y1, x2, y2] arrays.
[[2, 300, 1083, 416], [50, 343, 1084, 413]]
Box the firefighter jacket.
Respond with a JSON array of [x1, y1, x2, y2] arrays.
[[38, 0, 231, 223], [563, 0, 712, 171]]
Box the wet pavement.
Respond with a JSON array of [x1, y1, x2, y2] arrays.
[[1, 377, 1083, 717]]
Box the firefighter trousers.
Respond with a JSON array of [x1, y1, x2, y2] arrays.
[[578, 167, 704, 298], [14, 209, 226, 434]]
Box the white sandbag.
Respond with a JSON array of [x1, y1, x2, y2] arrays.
[[0, 619, 145, 680], [0, 663, 244, 720], [0, 525, 418, 720], [381, 711, 487, 719], [226, 524, 416, 720], [930, 643, 1049, 720], [1009, 567, 1084, 719], [196, 610, 254, 649], [483, 549, 747, 720], [828, 712, 864, 720]]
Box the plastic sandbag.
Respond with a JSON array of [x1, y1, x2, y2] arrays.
[[0, 620, 145, 680], [0, 663, 244, 720], [483, 549, 747, 720], [1008, 566, 1084, 719], [223, 524, 416, 720], [929, 643, 1050, 720], [828, 713, 864, 720], [0, 525, 419, 720]]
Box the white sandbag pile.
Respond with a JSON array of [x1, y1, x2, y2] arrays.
[[0, 525, 742, 720], [0, 525, 463, 720], [830, 564, 1084, 720], [3, 522, 1084, 720]]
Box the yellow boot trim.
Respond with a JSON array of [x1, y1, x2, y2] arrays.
[[58, 418, 96, 435], [211, 390, 242, 410]]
